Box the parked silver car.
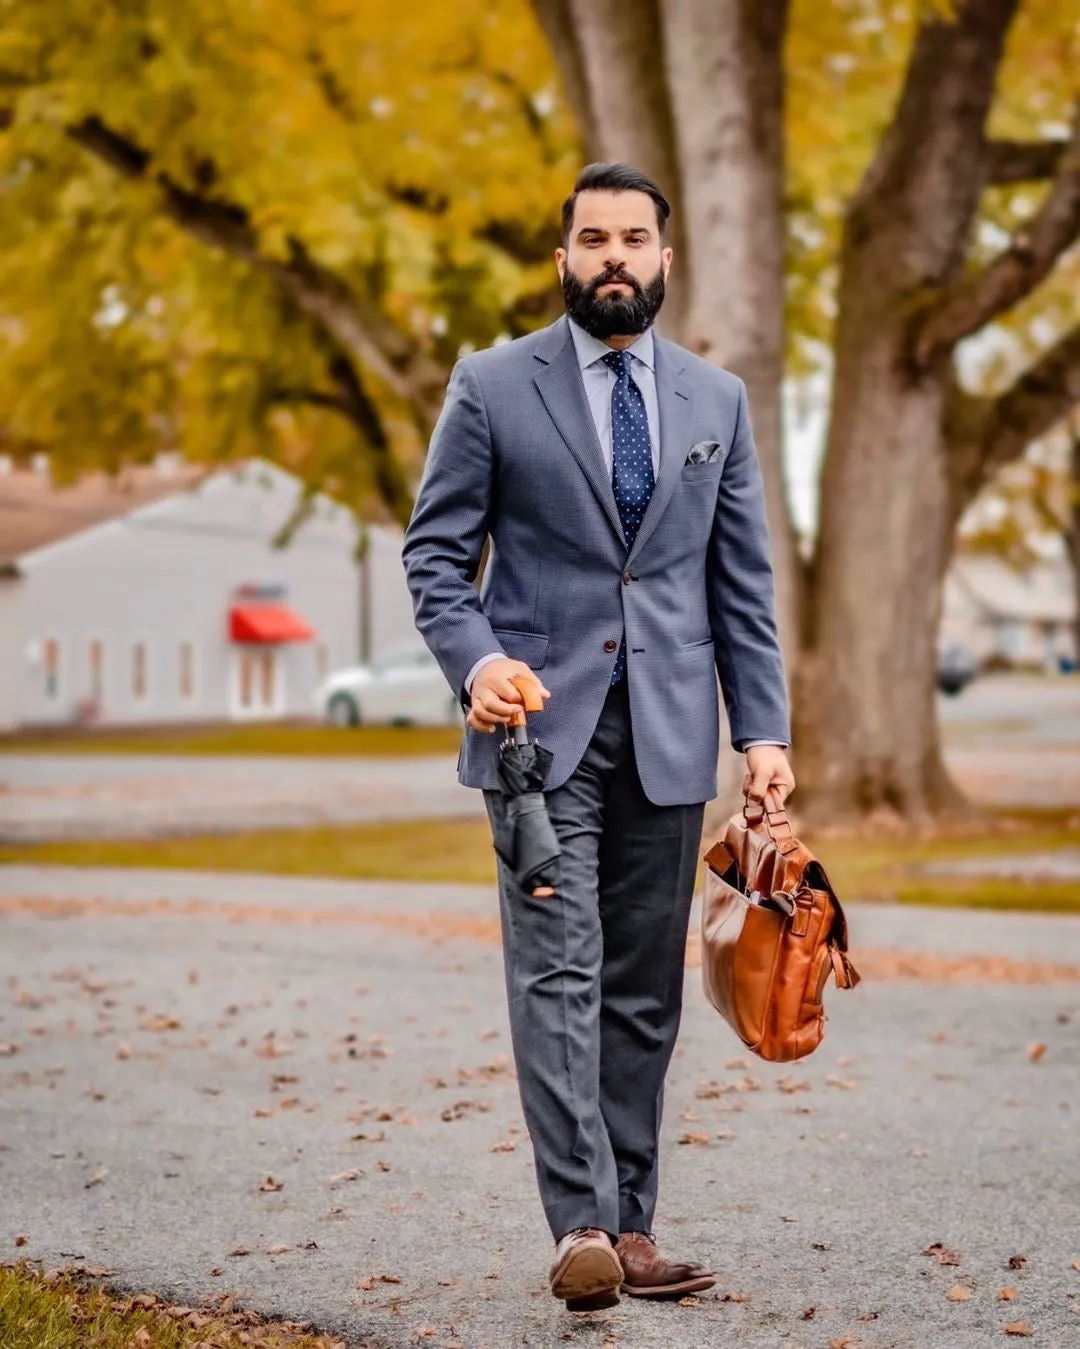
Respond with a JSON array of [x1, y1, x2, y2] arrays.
[[313, 648, 463, 727]]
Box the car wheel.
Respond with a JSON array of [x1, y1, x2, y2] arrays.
[[327, 693, 360, 727]]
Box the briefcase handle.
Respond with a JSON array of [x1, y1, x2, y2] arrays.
[[743, 786, 797, 854]]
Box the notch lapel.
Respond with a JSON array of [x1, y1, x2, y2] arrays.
[[533, 321, 626, 547], [626, 338, 692, 567]]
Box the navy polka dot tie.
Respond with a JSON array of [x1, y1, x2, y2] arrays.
[[602, 349, 654, 684]]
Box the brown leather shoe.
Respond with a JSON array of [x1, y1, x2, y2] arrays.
[[549, 1227, 623, 1311], [615, 1230, 716, 1298]]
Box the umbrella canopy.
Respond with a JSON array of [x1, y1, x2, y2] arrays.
[[491, 673, 561, 898]]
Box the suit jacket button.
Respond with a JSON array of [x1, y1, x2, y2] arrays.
[[603, 639, 617, 653], [622, 571, 633, 584]]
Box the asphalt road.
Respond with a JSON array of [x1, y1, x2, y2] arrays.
[[3, 866, 1079, 1348]]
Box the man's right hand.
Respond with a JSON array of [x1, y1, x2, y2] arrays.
[[467, 659, 551, 734]]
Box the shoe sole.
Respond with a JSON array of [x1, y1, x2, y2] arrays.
[[621, 1273, 717, 1299], [551, 1243, 623, 1309]]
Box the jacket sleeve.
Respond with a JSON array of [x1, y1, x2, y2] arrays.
[[401, 358, 502, 703], [707, 377, 792, 751]]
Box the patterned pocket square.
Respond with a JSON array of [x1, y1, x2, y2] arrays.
[[685, 440, 725, 465]]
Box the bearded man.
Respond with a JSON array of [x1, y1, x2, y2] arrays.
[[403, 162, 794, 1311]]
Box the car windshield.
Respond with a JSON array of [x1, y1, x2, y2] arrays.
[[368, 649, 434, 676]]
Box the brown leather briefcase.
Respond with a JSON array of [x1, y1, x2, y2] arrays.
[[700, 787, 860, 1062]]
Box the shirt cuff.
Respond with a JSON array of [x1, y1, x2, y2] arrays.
[[742, 740, 789, 751], [464, 651, 506, 697]]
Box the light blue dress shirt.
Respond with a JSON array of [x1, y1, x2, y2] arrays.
[[461, 320, 786, 752]]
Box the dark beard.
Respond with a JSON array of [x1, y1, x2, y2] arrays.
[[562, 263, 665, 340]]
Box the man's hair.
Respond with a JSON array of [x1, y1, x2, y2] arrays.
[[560, 163, 671, 246]]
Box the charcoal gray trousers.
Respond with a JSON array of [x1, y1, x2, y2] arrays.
[[483, 679, 705, 1242]]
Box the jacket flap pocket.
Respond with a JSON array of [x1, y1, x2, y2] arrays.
[[490, 628, 549, 669]]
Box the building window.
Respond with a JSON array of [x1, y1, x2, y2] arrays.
[[42, 638, 60, 701], [88, 639, 104, 702], [179, 641, 195, 700], [132, 642, 148, 701]]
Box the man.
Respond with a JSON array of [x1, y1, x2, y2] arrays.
[[402, 163, 794, 1312]]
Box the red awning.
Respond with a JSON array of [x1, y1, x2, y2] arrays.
[[229, 604, 315, 644]]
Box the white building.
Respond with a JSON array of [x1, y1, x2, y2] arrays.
[[0, 458, 419, 731], [941, 552, 1076, 672]]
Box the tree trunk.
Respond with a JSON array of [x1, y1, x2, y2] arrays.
[[1071, 428, 1080, 667], [793, 233, 971, 825], [660, 0, 798, 659]]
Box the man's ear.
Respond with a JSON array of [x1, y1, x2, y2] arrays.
[[662, 245, 673, 279], [554, 247, 567, 282]]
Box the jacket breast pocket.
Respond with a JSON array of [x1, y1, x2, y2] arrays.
[[491, 628, 549, 669], [681, 459, 725, 482]]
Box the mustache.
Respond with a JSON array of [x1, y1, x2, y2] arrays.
[[587, 268, 642, 297]]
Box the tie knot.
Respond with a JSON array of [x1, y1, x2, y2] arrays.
[[601, 349, 631, 380]]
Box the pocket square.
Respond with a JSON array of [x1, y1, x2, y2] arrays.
[[685, 440, 725, 465]]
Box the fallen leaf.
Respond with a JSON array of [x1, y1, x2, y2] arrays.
[[924, 1243, 961, 1266], [377, 1159, 392, 1171], [1003, 1323, 1032, 1337], [139, 1015, 181, 1032], [259, 1176, 283, 1192], [378, 1273, 402, 1284], [85, 1168, 108, 1189], [999, 1287, 1017, 1301], [490, 1139, 516, 1153], [0, 1044, 18, 1057], [414, 1328, 437, 1341], [1028, 1042, 1047, 1063], [1072, 1259, 1080, 1272], [678, 1131, 710, 1146], [801, 1306, 816, 1319], [483, 1270, 500, 1280], [208, 1267, 224, 1277], [329, 1169, 362, 1186], [228, 1246, 250, 1258], [1008, 1255, 1027, 1271], [267, 1244, 291, 1256], [825, 1075, 856, 1090], [948, 1285, 973, 1302], [725, 1056, 750, 1070], [829, 1337, 857, 1349], [130, 1330, 152, 1348], [356, 1277, 374, 1291], [678, 1295, 700, 1307], [720, 1291, 750, 1302], [116, 1044, 132, 1061]]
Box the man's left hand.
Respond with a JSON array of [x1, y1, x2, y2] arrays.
[[743, 745, 795, 805]]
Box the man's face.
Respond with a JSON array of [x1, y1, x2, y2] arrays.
[[556, 189, 672, 340]]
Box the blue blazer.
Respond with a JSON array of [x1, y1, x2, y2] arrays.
[[402, 316, 790, 805]]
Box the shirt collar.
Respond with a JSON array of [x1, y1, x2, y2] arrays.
[[568, 317, 655, 374]]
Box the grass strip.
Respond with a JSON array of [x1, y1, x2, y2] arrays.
[[0, 723, 460, 758], [1, 810, 1078, 912], [0, 1262, 353, 1349]]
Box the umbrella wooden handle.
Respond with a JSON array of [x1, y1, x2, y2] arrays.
[[508, 671, 546, 726]]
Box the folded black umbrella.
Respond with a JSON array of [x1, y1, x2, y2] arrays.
[[491, 675, 561, 898]]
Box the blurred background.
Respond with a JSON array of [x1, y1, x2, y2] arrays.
[[1, 0, 1078, 872]]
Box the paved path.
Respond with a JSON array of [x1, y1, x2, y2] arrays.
[[3, 866, 1080, 1348], [0, 754, 478, 843]]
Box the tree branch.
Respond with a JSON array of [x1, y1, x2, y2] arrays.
[[946, 323, 1080, 515], [854, 0, 1020, 230], [913, 104, 1080, 367], [67, 115, 448, 427], [986, 136, 1069, 185]]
